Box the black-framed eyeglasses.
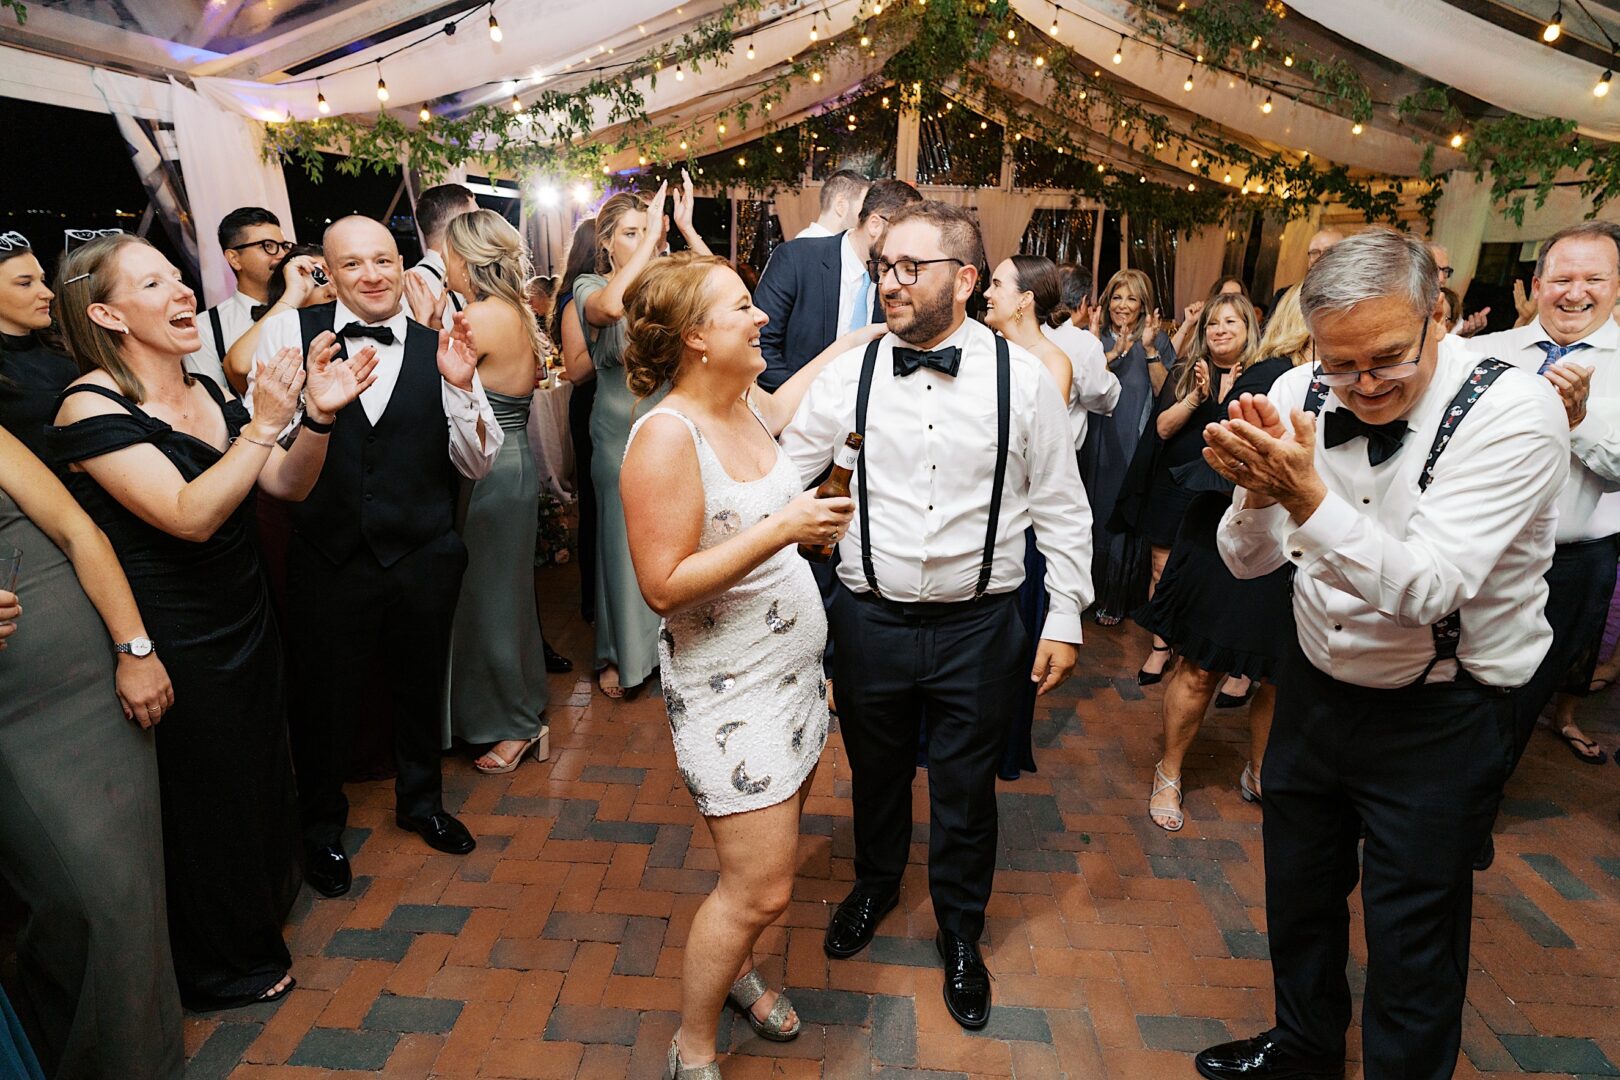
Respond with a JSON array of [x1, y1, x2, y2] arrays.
[[0, 231, 30, 253], [869, 256, 965, 286], [1311, 317, 1429, 387], [228, 239, 295, 258], [1436, 265, 1454, 279]]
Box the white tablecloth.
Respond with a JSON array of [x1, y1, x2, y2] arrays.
[[527, 378, 575, 501]]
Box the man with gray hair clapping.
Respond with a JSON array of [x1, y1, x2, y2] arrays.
[[1193, 228, 1568, 1080]]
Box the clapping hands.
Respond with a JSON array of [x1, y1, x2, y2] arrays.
[[249, 347, 307, 432], [437, 310, 479, 390], [1202, 393, 1326, 520], [303, 331, 379, 421]]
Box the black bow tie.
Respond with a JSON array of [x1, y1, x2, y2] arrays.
[[893, 345, 962, 378], [1323, 409, 1409, 466], [338, 322, 396, 346]]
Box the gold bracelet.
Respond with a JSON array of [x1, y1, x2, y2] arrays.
[[234, 433, 277, 449]]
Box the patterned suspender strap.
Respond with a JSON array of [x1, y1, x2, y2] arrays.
[[1418, 357, 1514, 668], [976, 336, 1012, 599], [1302, 376, 1329, 416], [209, 307, 226, 359], [854, 337, 883, 596]]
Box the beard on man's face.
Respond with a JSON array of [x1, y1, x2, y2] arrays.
[[885, 276, 957, 345]]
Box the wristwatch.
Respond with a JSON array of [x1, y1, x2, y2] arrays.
[[114, 636, 156, 658]]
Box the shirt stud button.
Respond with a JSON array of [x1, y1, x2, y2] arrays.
[[1362, 497, 1370, 505], [1290, 549, 1303, 558], [1334, 623, 1343, 631]]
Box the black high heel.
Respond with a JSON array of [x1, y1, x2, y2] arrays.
[[1138, 644, 1174, 686]]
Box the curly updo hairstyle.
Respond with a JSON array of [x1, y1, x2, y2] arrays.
[[622, 251, 731, 399]]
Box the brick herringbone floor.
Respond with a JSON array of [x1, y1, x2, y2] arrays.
[[174, 565, 1620, 1079]]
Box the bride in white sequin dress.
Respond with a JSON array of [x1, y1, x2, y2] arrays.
[[619, 248, 881, 1080]]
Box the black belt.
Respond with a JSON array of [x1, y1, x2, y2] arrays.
[[849, 585, 1014, 622], [1555, 534, 1620, 552]]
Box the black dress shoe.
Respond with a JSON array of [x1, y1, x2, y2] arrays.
[[823, 888, 898, 959], [1195, 1032, 1344, 1079], [304, 843, 352, 898], [543, 639, 574, 674], [935, 931, 991, 1029], [396, 811, 476, 855], [1473, 833, 1496, 871]]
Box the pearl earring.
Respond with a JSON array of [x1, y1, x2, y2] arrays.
[[701, 353, 709, 364]]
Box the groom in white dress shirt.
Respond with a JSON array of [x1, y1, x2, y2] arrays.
[[781, 201, 1094, 1030]]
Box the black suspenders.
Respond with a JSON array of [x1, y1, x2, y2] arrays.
[[1300, 357, 1514, 677], [417, 261, 464, 312], [208, 307, 226, 359], [853, 334, 1011, 601]]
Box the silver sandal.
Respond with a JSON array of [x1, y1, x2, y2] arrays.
[[1150, 760, 1185, 832], [727, 969, 801, 1042], [666, 1035, 721, 1079]]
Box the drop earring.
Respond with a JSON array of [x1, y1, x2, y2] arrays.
[[701, 352, 709, 364]]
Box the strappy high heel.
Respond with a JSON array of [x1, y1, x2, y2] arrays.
[[666, 1036, 721, 1079], [727, 969, 801, 1042], [1138, 644, 1175, 686], [473, 727, 549, 775], [1240, 761, 1262, 803], [1149, 761, 1185, 832]]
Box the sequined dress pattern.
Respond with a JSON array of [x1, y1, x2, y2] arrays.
[[627, 405, 830, 816]]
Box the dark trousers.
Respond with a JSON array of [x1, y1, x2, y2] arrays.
[[1510, 535, 1620, 766], [569, 378, 598, 623], [828, 585, 1027, 941], [1263, 646, 1513, 1080], [284, 531, 467, 848]]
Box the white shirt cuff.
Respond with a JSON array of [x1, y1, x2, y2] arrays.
[[1286, 491, 1358, 567], [1037, 610, 1083, 645]]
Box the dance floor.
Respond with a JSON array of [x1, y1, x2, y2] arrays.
[[176, 564, 1620, 1079]]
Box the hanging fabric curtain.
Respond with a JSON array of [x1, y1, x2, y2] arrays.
[[92, 70, 199, 286], [1274, 209, 1325, 300], [1174, 225, 1227, 314], [169, 77, 296, 306], [1018, 207, 1098, 269], [772, 187, 822, 243], [1429, 169, 1495, 298], [1128, 217, 1177, 322], [975, 190, 1039, 271]]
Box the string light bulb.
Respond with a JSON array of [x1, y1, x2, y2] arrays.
[[488, 11, 502, 42], [1112, 35, 1124, 64], [1184, 69, 1195, 91], [1449, 131, 1464, 147], [1351, 121, 1363, 135], [1035, 54, 1045, 67], [680, 138, 689, 150], [1190, 156, 1200, 168], [1597, 68, 1614, 97], [1250, 35, 1262, 49], [511, 93, 523, 112], [718, 121, 727, 134], [1261, 93, 1273, 114], [1543, 6, 1563, 43], [375, 66, 389, 102], [812, 69, 823, 82], [1224, 171, 1232, 183], [861, 32, 870, 46], [419, 105, 431, 122], [1284, 53, 1294, 66], [746, 38, 756, 59], [1050, 16, 1059, 35], [1007, 27, 1017, 41], [810, 20, 818, 41], [317, 83, 330, 114], [675, 64, 684, 80]]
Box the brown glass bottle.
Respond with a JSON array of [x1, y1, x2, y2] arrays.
[[798, 432, 863, 563]]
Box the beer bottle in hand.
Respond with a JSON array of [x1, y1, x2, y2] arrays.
[[798, 432, 863, 563]]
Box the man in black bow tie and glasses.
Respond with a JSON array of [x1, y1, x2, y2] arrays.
[[781, 201, 1093, 1030], [1193, 228, 1569, 1080], [250, 215, 502, 898]]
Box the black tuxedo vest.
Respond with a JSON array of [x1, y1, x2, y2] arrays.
[[293, 303, 459, 568]]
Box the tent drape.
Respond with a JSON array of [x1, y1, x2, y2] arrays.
[[772, 187, 822, 243], [169, 77, 295, 306], [1430, 169, 1494, 299], [1274, 209, 1324, 300], [1174, 225, 1227, 314], [975, 190, 1039, 271]]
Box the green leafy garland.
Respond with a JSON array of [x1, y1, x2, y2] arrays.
[[259, 0, 1609, 229], [2, 0, 25, 24]]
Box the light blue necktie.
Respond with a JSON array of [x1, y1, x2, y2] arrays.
[[1534, 339, 1592, 374], [846, 273, 872, 335]]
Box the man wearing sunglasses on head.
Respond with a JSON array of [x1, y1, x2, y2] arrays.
[[185, 207, 292, 390], [1194, 228, 1568, 1080]]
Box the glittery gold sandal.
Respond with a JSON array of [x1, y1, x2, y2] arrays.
[[727, 969, 801, 1042]]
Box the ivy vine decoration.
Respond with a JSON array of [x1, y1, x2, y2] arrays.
[[2, 0, 26, 24]]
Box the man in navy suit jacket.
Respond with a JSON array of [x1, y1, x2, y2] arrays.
[[756, 179, 922, 390]]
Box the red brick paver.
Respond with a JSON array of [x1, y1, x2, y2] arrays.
[[25, 565, 1620, 1078]]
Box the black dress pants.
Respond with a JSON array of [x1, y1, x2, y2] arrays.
[[1263, 646, 1513, 1080], [828, 585, 1027, 941], [285, 531, 467, 848], [1510, 535, 1620, 766]]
